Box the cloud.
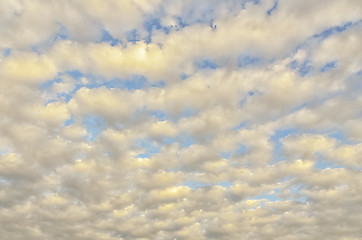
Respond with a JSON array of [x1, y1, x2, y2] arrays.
[[0, 0, 362, 239], [0, 52, 57, 84]]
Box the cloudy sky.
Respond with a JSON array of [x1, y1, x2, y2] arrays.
[[0, 0, 362, 239]]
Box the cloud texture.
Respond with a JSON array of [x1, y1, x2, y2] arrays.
[[0, 0, 362, 239]]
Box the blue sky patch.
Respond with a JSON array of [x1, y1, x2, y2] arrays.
[[83, 115, 107, 141], [235, 144, 248, 155], [184, 180, 211, 189], [100, 30, 122, 46], [54, 32, 68, 41], [178, 133, 195, 148], [184, 180, 232, 189], [55, 22, 69, 40], [126, 29, 141, 43], [151, 110, 167, 121], [134, 138, 161, 158], [3, 48, 11, 57], [267, 1, 278, 15], [241, 0, 261, 9], [220, 152, 232, 159], [176, 17, 189, 28], [195, 59, 218, 69], [270, 128, 298, 162], [232, 122, 246, 131], [313, 21, 354, 41], [321, 61, 338, 72], [298, 60, 313, 76], [66, 70, 84, 79], [144, 18, 163, 32], [0, 148, 8, 155], [289, 59, 313, 77], [109, 75, 147, 90], [83, 74, 156, 91], [40, 76, 61, 90], [64, 116, 74, 127], [180, 73, 189, 80], [314, 153, 345, 170], [252, 189, 281, 203], [238, 55, 260, 68], [144, 18, 171, 43], [221, 143, 248, 159]]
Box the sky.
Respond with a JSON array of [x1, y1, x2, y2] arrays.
[[0, 0, 362, 239]]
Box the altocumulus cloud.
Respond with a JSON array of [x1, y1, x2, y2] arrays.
[[0, 0, 362, 239]]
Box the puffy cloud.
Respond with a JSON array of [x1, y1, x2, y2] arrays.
[[1, 0, 362, 239], [0, 52, 57, 84]]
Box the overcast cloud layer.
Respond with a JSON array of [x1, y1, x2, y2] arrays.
[[1, 0, 362, 239]]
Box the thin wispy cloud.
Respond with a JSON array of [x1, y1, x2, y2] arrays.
[[0, 0, 361, 239]]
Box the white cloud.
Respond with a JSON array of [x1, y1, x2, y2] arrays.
[[0, 0, 361, 239], [0, 52, 57, 84]]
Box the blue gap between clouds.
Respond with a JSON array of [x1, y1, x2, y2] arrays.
[[288, 184, 307, 203], [241, 0, 261, 9], [83, 115, 107, 141], [54, 23, 68, 41], [232, 121, 246, 131], [126, 29, 142, 44], [30, 23, 68, 53], [0, 148, 8, 155], [134, 138, 161, 158], [240, 91, 260, 107], [40, 70, 83, 104], [177, 133, 195, 148], [309, 128, 356, 145], [100, 30, 122, 46], [144, 18, 171, 43], [267, 1, 278, 15], [40, 76, 61, 89], [314, 153, 345, 170], [161, 137, 176, 145], [288, 59, 313, 77], [315, 131, 355, 169], [84, 73, 164, 90], [321, 61, 338, 72], [251, 189, 281, 203], [182, 108, 200, 118], [151, 110, 167, 121], [64, 116, 74, 127], [3, 48, 11, 57], [313, 21, 354, 41], [329, 131, 344, 142], [351, 70, 362, 92], [55, 22, 69, 40], [238, 54, 260, 68], [194, 59, 218, 70], [183, 180, 211, 189], [175, 17, 189, 28], [290, 102, 307, 114], [270, 128, 298, 162], [220, 143, 248, 160], [150, 109, 194, 124], [235, 144, 248, 155], [287, 19, 361, 75], [184, 180, 232, 189], [154, 107, 199, 124], [180, 73, 189, 80], [75, 153, 86, 161], [41, 70, 164, 104], [220, 152, 232, 159]]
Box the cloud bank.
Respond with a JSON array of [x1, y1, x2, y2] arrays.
[[0, 0, 362, 239]]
